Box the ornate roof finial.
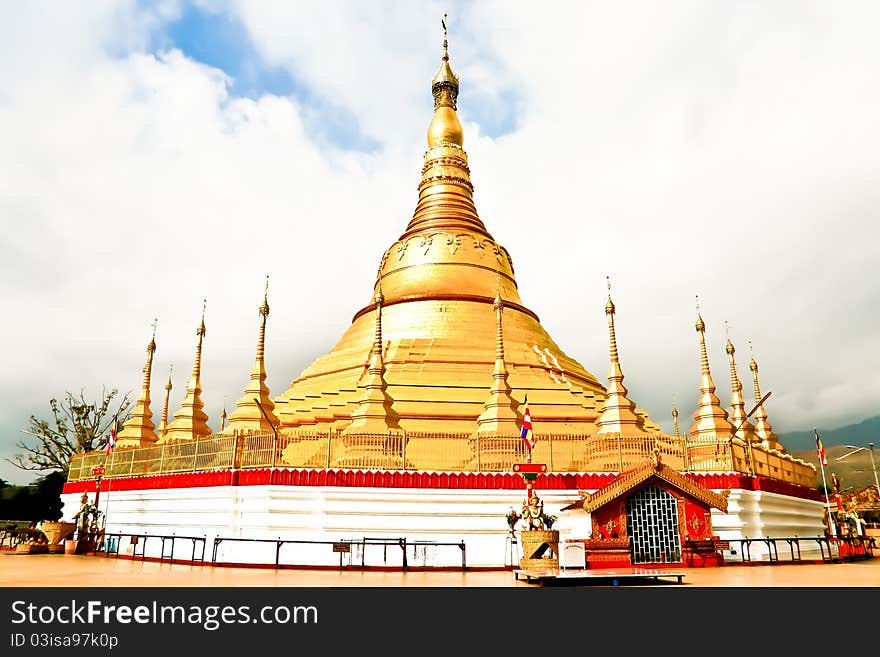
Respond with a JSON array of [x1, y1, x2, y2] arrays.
[[148, 317, 157, 353], [695, 295, 705, 333], [442, 12, 448, 61], [260, 275, 270, 319], [605, 275, 615, 315]]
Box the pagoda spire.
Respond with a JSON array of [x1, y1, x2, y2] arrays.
[[725, 331, 756, 444], [595, 278, 644, 435], [225, 277, 279, 435], [344, 286, 399, 433], [116, 320, 159, 447], [157, 364, 173, 440], [163, 301, 212, 442], [402, 13, 487, 241], [749, 344, 782, 451], [688, 300, 734, 440], [476, 279, 521, 434], [672, 398, 681, 439]]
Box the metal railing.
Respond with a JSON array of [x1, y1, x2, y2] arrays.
[[210, 536, 467, 570], [68, 429, 818, 488], [94, 532, 207, 564], [719, 535, 877, 564]]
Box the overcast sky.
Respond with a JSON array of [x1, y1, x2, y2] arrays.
[[1, 1, 878, 485]]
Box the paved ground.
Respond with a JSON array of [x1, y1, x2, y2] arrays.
[[2, 552, 879, 586]]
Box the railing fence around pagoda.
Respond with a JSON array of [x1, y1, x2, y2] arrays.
[[67, 429, 816, 488]]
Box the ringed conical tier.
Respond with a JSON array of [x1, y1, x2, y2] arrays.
[[274, 29, 609, 436]]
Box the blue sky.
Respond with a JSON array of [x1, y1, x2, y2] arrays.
[[146, 1, 517, 152]]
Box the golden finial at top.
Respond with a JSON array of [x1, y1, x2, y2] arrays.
[[432, 13, 459, 96], [260, 275, 270, 318], [428, 13, 463, 146], [749, 340, 758, 372], [493, 274, 503, 312], [148, 317, 158, 353], [375, 283, 384, 307], [198, 299, 207, 336], [695, 295, 705, 332], [605, 276, 615, 315]]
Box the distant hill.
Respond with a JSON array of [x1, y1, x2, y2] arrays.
[[781, 416, 879, 492], [778, 416, 880, 452], [791, 444, 878, 492]]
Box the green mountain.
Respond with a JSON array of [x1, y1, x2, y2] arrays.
[[781, 416, 879, 492], [778, 416, 880, 452]]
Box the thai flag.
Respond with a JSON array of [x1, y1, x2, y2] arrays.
[[105, 425, 117, 457], [815, 429, 827, 466], [520, 396, 535, 450]]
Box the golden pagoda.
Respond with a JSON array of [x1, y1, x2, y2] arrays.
[[688, 312, 734, 440], [157, 364, 173, 441], [725, 338, 757, 444], [749, 349, 783, 452], [162, 302, 211, 442], [273, 22, 617, 437], [223, 279, 279, 436], [594, 281, 645, 435], [116, 322, 159, 448]]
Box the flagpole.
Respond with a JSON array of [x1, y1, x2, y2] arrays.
[[102, 415, 118, 540], [815, 428, 837, 539]]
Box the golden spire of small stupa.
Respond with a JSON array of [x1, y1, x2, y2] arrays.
[[725, 326, 756, 444], [157, 363, 173, 440], [345, 285, 399, 432], [596, 278, 643, 435], [220, 406, 227, 432], [225, 276, 280, 436], [688, 298, 733, 440], [117, 319, 159, 447], [163, 301, 212, 442], [672, 394, 681, 438], [748, 342, 782, 451], [476, 278, 521, 434]]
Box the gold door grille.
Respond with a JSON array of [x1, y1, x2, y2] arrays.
[[626, 486, 682, 565]]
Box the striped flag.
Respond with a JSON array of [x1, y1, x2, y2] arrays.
[[815, 429, 827, 466], [105, 421, 117, 457], [520, 396, 535, 450]]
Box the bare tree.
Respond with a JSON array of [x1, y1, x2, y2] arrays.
[[9, 388, 132, 476]]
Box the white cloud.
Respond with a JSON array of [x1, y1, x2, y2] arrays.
[[1, 1, 878, 484]]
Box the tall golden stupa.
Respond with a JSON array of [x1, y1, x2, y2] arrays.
[[268, 25, 658, 438]]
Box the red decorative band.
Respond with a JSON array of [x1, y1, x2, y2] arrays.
[[61, 469, 823, 502]]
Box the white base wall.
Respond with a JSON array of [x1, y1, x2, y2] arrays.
[[62, 485, 826, 567]]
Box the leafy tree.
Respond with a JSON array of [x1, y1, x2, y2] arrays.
[[0, 472, 66, 522], [9, 388, 132, 477]]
